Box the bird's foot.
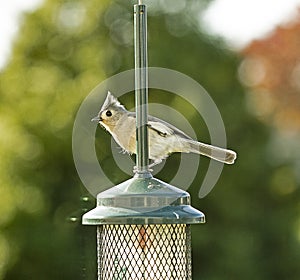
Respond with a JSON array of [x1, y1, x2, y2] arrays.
[[133, 165, 153, 174], [148, 159, 163, 169], [132, 159, 162, 174]]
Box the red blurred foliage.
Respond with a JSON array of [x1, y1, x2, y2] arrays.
[[240, 9, 300, 132]]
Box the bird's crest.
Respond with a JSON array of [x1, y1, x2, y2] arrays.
[[101, 91, 125, 111]]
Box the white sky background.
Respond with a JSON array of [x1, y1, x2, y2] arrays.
[[1, 0, 300, 69], [202, 0, 300, 48], [0, 0, 43, 69]]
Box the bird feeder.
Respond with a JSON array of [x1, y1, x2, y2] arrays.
[[82, 2, 205, 279]]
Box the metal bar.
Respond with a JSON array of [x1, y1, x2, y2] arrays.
[[134, 4, 150, 176]]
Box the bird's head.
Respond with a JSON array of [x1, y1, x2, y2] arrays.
[[92, 91, 126, 131]]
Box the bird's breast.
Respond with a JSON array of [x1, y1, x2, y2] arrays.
[[111, 116, 136, 153]]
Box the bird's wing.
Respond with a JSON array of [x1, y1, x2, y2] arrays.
[[127, 112, 193, 140], [148, 116, 193, 140], [147, 121, 173, 137]]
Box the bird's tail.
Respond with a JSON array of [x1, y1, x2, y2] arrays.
[[186, 140, 237, 164]]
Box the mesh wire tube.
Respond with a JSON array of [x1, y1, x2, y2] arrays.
[[97, 224, 192, 280]]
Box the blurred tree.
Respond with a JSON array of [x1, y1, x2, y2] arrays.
[[239, 10, 300, 181], [0, 0, 299, 280], [240, 9, 300, 133]]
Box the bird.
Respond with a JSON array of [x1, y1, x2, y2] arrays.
[[92, 91, 237, 169]]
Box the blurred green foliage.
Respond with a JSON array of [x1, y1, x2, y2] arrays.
[[0, 0, 299, 279]]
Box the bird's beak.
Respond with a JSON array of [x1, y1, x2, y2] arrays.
[[91, 116, 102, 122]]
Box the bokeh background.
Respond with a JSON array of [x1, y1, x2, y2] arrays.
[[1, 0, 300, 279]]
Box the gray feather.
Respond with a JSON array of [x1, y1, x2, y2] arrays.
[[187, 140, 236, 164]]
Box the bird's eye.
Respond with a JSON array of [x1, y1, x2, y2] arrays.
[[106, 110, 112, 117]]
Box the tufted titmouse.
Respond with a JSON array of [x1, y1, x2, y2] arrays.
[[92, 92, 237, 168]]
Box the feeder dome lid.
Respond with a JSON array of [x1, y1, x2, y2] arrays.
[[82, 175, 205, 225]]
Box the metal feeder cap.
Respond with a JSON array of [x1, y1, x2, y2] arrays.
[[82, 176, 205, 225]]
